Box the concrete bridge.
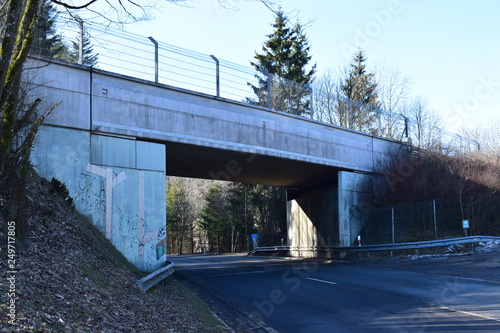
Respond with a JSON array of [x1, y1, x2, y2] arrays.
[[29, 58, 402, 271]]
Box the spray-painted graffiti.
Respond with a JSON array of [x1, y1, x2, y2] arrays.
[[87, 163, 126, 240], [340, 218, 350, 247], [136, 170, 167, 270], [156, 230, 167, 260], [74, 164, 165, 271], [137, 225, 166, 270], [75, 173, 106, 212]]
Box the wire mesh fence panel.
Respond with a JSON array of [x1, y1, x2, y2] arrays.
[[362, 195, 499, 245], [43, 16, 261, 99], [363, 207, 393, 245], [219, 59, 259, 102], [434, 197, 465, 238]]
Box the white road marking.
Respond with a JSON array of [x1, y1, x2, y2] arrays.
[[307, 277, 337, 285], [440, 306, 500, 322], [203, 270, 270, 278], [438, 274, 500, 285]]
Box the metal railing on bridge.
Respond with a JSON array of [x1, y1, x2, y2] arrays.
[[29, 15, 479, 154]]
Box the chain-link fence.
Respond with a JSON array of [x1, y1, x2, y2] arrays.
[[361, 194, 500, 245]]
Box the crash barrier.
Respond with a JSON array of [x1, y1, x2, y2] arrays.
[[136, 261, 175, 293], [249, 236, 500, 258]]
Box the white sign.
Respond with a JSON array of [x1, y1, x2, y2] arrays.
[[462, 220, 470, 229]]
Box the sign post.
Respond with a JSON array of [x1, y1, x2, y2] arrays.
[[462, 220, 469, 237]]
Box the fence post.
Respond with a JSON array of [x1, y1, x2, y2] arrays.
[[391, 207, 395, 243], [210, 55, 220, 98], [148, 37, 159, 83], [266, 71, 271, 109], [75, 16, 84, 65], [308, 84, 314, 119], [377, 107, 382, 136], [346, 99, 350, 128], [403, 115, 409, 143], [433, 199, 437, 239]]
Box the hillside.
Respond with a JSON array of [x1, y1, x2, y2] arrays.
[[0, 172, 226, 332]]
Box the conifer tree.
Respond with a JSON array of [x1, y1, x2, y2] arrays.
[[199, 185, 230, 253], [167, 178, 195, 254], [337, 49, 379, 131], [30, 0, 69, 60], [249, 10, 316, 116]]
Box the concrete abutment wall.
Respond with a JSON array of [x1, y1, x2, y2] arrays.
[[32, 126, 167, 272]]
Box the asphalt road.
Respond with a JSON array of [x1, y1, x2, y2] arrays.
[[172, 252, 500, 333]]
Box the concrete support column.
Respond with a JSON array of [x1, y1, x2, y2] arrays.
[[286, 186, 338, 258], [286, 171, 373, 257], [338, 171, 372, 247]]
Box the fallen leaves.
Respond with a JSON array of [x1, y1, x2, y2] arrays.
[[0, 174, 216, 332]]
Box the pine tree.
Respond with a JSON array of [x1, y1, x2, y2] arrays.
[[30, 0, 69, 60], [199, 185, 230, 253], [249, 10, 316, 116], [247, 185, 286, 246], [68, 23, 99, 67], [337, 49, 379, 131], [226, 183, 254, 252], [167, 179, 193, 254]]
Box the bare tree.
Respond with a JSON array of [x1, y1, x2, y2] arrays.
[[313, 68, 343, 124], [405, 95, 442, 150], [375, 63, 412, 139], [459, 121, 500, 162]]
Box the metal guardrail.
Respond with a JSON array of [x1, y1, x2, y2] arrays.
[[136, 261, 175, 292], [249, 236, 500, 256]]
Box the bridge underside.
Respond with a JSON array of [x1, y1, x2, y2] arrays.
[[165, 141, 345, 189], [163, 141, 372, 251]]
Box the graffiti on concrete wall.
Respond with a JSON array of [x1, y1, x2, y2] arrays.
[[137, 170, 167, 270], [75, 173, 106, 212], [74, 165, 165, 270], [87, 163, 126, 240]]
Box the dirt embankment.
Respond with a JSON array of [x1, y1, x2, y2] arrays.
[[0, 173, 226, 332]]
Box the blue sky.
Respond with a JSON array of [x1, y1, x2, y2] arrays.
[[128, 0, 500, 132]]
